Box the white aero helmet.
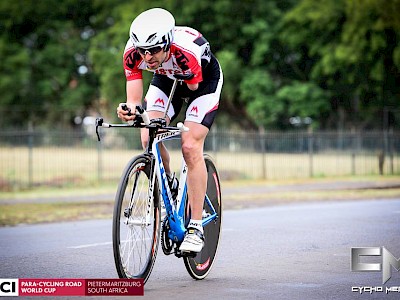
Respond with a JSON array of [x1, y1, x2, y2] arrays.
[[129, 8, 175, 51]]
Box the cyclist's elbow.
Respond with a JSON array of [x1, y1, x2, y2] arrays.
[[187, 83, 198, 91]]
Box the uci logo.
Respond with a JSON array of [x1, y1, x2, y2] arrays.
[[0, 279, 18, 296]]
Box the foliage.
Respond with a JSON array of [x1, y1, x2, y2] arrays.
[[280, 0, 400, 129], [0, 0, 399, 130]]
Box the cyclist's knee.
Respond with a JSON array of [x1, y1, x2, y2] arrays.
[[182, 141, 203, 165]]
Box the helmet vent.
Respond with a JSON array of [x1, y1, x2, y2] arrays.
[[146, 33, 157, 43], [131, 32, 139, 43]]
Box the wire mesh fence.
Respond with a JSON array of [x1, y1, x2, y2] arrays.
[[0, 128, 399, 191]]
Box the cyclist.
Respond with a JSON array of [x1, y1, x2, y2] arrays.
[[116, 8, 223, 253]]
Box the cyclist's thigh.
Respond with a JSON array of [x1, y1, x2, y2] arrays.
[[185, 77, 223, 130]]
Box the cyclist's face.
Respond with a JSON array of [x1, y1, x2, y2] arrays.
[[137, 47, 167, 70]]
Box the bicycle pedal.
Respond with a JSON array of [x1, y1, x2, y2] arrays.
[[174, 248, 196, 258], [180, 250, 197, 258]]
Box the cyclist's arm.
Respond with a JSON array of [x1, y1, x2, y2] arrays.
[[187, 83, 199, 91], [126, 78, 143, 105], [117, 79, 143, 121]]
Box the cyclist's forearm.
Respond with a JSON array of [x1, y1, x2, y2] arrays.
[[126, 79, 144, 105]]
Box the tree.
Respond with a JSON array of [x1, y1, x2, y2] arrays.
[[0, 0, 99, 128], [280, 0, 400, 130], [0, 0, 398, 130]]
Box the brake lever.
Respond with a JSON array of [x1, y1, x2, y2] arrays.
[[121, 104, 132, 116], [95, 118, 103, 141]]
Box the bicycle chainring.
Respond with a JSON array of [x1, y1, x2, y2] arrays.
[[161, 216, 174, 255]]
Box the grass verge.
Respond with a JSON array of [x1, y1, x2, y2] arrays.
[[1, 176, 399, 227], [0, 202, 113, 227]]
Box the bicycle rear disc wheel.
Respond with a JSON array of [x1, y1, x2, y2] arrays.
[[112, 155, 160, 283], [183, 154, 222, 279]]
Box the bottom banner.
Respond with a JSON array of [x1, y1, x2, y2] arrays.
[[0, 279, 143, 297], [85, 279, 143, 296]]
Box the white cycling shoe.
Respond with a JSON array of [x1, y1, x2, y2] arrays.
[[179, 228, 204, 253]]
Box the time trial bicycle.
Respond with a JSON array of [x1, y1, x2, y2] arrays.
[[95, 78, 222, 283]]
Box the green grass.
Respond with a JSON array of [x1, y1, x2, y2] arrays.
[[0, 202, 113, 226], [1, 176, 399, 227]]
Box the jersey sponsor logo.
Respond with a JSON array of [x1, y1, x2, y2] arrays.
[[154, 68, 192, 78], [155, 69, 179, 76], [175, 49, 190, 71], [154, 98, 165, 107], [189, 106, 199, 117], [202, 44, 211, 60], [124, 49, 141, 69]]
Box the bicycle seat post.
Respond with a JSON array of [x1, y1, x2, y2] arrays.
[[163, 79, 179, 120]]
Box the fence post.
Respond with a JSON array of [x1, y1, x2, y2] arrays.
[[97, 139, 103, 182], [351, 129, 356, 175], [28, 122, 34, 187], [259, 127, 267, 179], [389, 129, 394, 174], [308, 126, 314, 177]]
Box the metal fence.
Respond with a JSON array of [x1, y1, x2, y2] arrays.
[[0, 128, 399, 190]]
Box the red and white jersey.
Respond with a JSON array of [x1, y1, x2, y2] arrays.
[[123, 26, 211, 85]]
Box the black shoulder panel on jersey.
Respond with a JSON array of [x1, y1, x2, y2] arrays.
[[194, 36, 208, 46]]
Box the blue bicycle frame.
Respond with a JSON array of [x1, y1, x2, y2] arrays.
[[150, 126, 218, 244]]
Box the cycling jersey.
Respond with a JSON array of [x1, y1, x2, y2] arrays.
[[122, 26, 223, 129]]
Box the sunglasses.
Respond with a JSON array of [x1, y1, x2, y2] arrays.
[[137, 46, 163, 56]]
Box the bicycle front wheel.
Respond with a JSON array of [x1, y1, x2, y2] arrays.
[[112, 155, 160, 283], [183, 154, 222, 279]]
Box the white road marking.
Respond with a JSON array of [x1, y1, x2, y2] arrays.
[[67, 241, 112, 249]]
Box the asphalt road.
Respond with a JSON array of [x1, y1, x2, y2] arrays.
[[1, 198, 400, 299]]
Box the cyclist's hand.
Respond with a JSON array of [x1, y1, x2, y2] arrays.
[[117, 103, 135, 122], [173, 74, 198, 91], [173, 73, 194, 81]]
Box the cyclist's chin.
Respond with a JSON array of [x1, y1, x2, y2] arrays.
[[146, 61, 160, 70]]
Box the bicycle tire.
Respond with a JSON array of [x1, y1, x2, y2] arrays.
[[112, 155, 160, 283], [183, 154, 222, 280]]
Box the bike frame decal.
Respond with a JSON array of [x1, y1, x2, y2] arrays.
[[196, 257, 210, 271]]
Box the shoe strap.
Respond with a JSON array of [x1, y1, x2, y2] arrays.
[[187, 227, 204, 241]]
